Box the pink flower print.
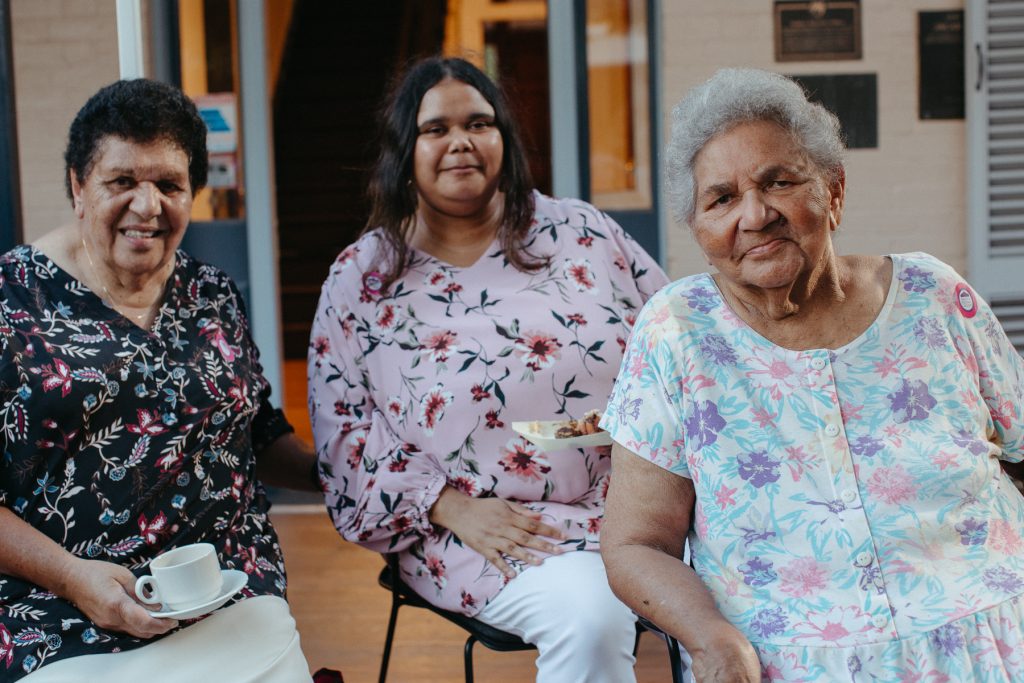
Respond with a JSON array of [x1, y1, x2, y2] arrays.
[[586, 517, 602, 535], [616, 336, 626, 352], [461, 590, 477, 609], [751, 408, 777, 429], [241, 545, 265, 578], [40, 358, 73, 397], [137, 511, 168, 545], [385, 396, 407, 422], [793, 605, 874, 644], [425, 554, 448, 590], [126, 409, 168, 437], [513, 331, 562, 370], [347, 434, 366, 469], [778, 558, 828, 597], [375, 304, 397, 331], [451, 475, 478, 496], [567, 313, 587, 326], [627, 351, 648, 378], [443, 281, 463, 295], [577, 235, 593, 247], [563, 258, 597, 293], [0, 622, 12, 668], [988, 519, 1024, 555], [498, 439, 551, 480], [417, 384, 453, 435], [867, 465, 918, 505], [312, 335, 330, 358], [424, 268, 451, 288], [783, 445, 817, 482], [341, 314, 355, 339], [760, 651, 814, 682], [199, 320, 238, 362], [745, 354, 801, 400], [390, 514, 412, 532], [715, 483, 737, 509], [485, 410, 504, 429], [930, 451, 958, 470], [421, 330, 458, 363], [470, 384, 490, 402], [613, 254, 627, 271], [335, 245, 358, 268]]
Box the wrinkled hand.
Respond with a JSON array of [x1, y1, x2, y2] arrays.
[[690, 624, 761, 683], [60, 558, 178, 638], [430, 488, 565, 578]]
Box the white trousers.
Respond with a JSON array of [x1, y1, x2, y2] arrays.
[[476, 550, 637, 683], [21, 596, 311, 683]]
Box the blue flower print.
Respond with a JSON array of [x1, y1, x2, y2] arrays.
[[737, 450, 781, 488], [699, 334, 737, 366], [887, 379, 936, 423], [739, 557, 777, 587], [750, 605, 788, 638], [982, 566, 1024, 593], [81, 628, 99, 644], [684, 400, 726, 449], [850, 435, 884, 458], [898, 265, 936, 293], [928, 623, 964, 656], [22, 655, 38, 673], [955, 518, 988, 546], [685, 286, 718, 314]]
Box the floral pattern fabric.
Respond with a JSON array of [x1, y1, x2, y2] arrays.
[[603, 252, 1024, 680], [309, 192, 668, 615], [0, 246, 292, 681]]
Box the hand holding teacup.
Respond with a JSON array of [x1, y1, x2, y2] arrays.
[[135, 543, 223, 612]]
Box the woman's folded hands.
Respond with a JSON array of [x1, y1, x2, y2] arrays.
[[429, 487, 565, 579]]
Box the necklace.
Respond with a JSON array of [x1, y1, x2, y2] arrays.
[[80, 235, 156, 323]]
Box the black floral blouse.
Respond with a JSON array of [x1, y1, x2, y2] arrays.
[[0, 246, 292, 680]]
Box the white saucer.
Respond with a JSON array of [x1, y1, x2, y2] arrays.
[[149, 569, 248, 620]]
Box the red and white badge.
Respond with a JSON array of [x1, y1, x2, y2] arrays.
[[955, 283, 977, 318]]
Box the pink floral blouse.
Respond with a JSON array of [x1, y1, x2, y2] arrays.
[[308, 192, 667, 614]]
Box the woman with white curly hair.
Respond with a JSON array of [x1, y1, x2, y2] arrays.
[[600, 67, 1024, 681]]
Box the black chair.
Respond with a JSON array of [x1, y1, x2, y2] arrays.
[[635, 615, 687, 683], [377, 554, 536, 683], [377, 554, 652, 683]]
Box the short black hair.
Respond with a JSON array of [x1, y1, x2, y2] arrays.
[[63, 79, 209, 204]]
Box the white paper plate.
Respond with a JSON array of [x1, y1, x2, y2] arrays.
[[512, 420, 612, 452]]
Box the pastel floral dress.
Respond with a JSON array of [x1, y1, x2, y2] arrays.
[[309, 192, 668, 615], [603, 252, 1024, 681], [0, 247, 292, 681]]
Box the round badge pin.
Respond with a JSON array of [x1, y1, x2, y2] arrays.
[[955, 283, 977, 318]]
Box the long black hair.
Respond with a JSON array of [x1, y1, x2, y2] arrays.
[[364, 56, 541, 287]]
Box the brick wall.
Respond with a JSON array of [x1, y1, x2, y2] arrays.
[[660, 0, 966, 279], [10, 0, 118, 243]]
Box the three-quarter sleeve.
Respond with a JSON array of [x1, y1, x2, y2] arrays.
[[959, 282, 1024, 461], [308, 274, 447, 552]]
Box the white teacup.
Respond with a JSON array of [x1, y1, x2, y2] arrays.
[[135, 543, 223, 611]]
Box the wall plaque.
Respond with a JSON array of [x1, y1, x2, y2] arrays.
[[918, 10, 964, 120], [790, 73, 877, 149], [774, 1, 862, 62]]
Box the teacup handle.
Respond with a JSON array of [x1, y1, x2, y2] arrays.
[[134, 575, 162, 605]]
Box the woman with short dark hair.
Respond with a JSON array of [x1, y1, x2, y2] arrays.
[[0, 78, 317, 682]]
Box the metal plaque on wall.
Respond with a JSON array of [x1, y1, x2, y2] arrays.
[[774, 1, 862, 62]]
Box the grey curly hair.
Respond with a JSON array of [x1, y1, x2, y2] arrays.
[[665, 68, 845, 225]]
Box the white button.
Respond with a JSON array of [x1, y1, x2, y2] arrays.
[[856, 552, 873, 566], [841, 489, 857, 503], [871, 614, 889, 629], [811, 357, 826, 370], [825, 423, 840, 437]]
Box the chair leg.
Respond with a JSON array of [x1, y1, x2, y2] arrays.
[[378, 597, 402, 683], [463, 635, 478, 683], [667, 636, 685, 683]]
